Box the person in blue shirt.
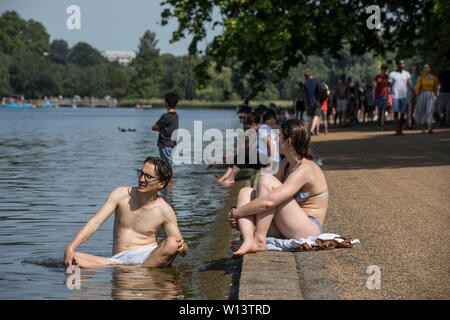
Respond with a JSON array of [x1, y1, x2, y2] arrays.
[[303, 70, 324, 134]]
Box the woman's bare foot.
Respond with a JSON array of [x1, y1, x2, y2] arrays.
[[231, 239, 266, 259], [230, 239, 243, 252]]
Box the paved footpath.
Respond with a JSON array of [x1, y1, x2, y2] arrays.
[[238, 125, 450, 300]]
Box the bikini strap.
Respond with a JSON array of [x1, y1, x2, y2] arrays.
[[284, 158, 303, 180]]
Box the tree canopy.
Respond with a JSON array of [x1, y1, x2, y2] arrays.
[[160, 0, 448, 97]]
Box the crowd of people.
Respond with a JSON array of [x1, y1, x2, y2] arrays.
[[62, 59, 450, 268], [290, 60, 450, 135]]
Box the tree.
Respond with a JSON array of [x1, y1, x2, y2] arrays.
[[50, 39, 70, 65], [9, 46, 61, 98], [129, 30, 163, 98], [195, 63, 239, 101], [0, 52, 12, 96], [161, 0, 444, 96], [68, 42, 106, 67], [0, 11, 50, 55]]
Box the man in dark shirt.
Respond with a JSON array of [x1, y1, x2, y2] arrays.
[[152, 92, 179, 167], [303, 71, 324, 134], [438, 63, 450, 127]]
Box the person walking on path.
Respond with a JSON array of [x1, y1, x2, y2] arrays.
[[293, 82, 307, 121], [415, 63, 439, 134], [407, 65, 418, 129], [388, 58, 416, 136], [315, 82, 330, 134], [363, 83, 375, 122], [334, 74, 349, 128], [373, 65, 389, 130], [437, 63, 450, 127], [303, 71, 324, 134]]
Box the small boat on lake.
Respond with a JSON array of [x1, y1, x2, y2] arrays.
[[1, 103, 33, 109]]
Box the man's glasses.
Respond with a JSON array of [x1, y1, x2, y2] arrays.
[[136, 169, 159, 182]]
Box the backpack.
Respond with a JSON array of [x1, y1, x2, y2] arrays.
[[315, 80, 328, 103]]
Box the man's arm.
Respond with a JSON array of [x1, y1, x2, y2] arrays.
[[152, 114, 166, 132], [163, 208, 188, 256], [407, 78, 416, 96], [64, 187, 124, 266]]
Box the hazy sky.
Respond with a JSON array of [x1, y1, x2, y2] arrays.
[[0, 0, 219, 56]]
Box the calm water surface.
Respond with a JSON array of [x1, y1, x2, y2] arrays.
[[0, 107, 241, 299]]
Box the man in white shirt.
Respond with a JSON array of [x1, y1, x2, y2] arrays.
[[388, 58, 416, 135]]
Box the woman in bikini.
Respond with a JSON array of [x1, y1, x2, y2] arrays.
[[228, 119, 328, 258]]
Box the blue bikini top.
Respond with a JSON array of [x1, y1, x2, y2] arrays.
[[283, 159, 328, 202]]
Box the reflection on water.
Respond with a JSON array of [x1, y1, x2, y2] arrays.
[[0, 108, 240, 299], [66, 265, 184, 300]]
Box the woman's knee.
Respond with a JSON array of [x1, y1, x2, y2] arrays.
[[237, 187, 255, 201], [257, 174, 280, 190]]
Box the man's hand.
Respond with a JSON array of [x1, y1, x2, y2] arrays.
[[168, 234, 187, 256], [64, 247, 76, 267]]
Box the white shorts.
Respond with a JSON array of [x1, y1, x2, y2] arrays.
[[109, 245, 157, 265]]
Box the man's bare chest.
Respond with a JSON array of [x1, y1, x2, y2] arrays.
[[114, 202, 164, 236]]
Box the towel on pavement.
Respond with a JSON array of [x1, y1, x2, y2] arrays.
[[266, 233, 360, 252]]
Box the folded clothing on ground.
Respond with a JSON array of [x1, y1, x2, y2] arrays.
[[266, 233, 360, 252]]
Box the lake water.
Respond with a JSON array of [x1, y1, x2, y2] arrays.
[[0, 107, 242, 300]]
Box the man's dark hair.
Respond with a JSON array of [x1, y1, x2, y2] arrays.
[[143, 156, 173, 189], [244, 114, 259, 126], [304, 70, 312, 78], [164, 92, 179, 108], [263, 110, 276, 122], [280, 120, 314, 160]]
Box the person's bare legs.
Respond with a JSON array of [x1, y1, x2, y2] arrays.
[[216, 167, 232, 182], [219, 165, 241, 185], [230, 187, 257, 253], [233, 175, 320, 258], [70, 252, 118, 268], [142, 235, 179, 268]]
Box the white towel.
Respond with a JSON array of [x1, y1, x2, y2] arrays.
[[266, 233, 360, 252]]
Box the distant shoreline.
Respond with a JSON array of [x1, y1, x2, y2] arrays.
[[5, 98, 293, 110]]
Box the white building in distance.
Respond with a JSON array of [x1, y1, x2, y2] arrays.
[[102, 50, 136, 65]]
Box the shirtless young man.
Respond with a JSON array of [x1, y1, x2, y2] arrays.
[[64, 157, 188, 268]]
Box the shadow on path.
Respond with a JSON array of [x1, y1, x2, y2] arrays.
[[312, 129, 450, 170]]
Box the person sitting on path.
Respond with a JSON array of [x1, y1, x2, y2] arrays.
[[64, 157, 188, 268], [227, 120, 328, 258], [216, 111, 279, 185]]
